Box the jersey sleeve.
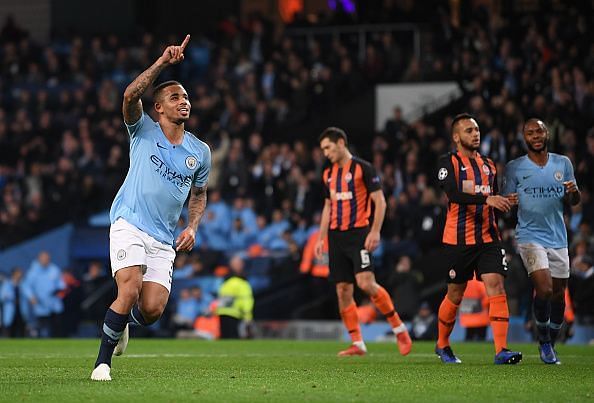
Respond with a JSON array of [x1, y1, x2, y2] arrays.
[[124, 112, 146, 138], [193, 145, 212, 188], [361, 161, 382, 192], [501, 161, 517, 196], [437, 154, 488, 205], [322, 169, 330, 199], [563, 156, 577, 184]]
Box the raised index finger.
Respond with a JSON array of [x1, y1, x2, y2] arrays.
[[180, 34, 190, 51]]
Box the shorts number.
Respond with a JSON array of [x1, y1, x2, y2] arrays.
[[360, 250, 370, 268], [501, 249, 508, 270]]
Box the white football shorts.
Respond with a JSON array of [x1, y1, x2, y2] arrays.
[[109, 218, 175, 292], [517, 243, 569, 279]]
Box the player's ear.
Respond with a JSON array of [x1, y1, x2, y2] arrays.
[[154, 102, 163, 114]]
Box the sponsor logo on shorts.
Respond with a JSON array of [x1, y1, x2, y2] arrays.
[[449, 269, 456, 279], [117, 249, 127, 261]]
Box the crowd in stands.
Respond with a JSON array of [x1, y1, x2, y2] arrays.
[[1, 2, 593, 337]]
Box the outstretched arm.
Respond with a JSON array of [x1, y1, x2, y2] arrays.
[[176, 185, 207, 252], [122, 34, 190, 124]]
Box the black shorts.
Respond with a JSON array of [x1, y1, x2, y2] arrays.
[[442, 242, 508, 284], [328, 227, 374, 283]]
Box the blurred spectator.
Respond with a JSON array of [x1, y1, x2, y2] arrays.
[[459, 277, 489, 341], [570, 255, 594, 324], [174, 286, 213, 330], [216, 255, 254, 339], [21, 251, 66, 337], [298, 228, 335, 319], [80, 261, 112, 329], [387, 256, 422, 321], [1, 267, 30, 337], [411, 302, 438, 341]]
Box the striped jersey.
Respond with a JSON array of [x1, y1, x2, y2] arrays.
[[322, 157, 381, 231], [437, 152, 500, 245]]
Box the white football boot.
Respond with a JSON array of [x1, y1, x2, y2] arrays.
[[113, 324, 129, 356], [90, 363, 111, 381]]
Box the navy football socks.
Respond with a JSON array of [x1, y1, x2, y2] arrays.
[[95, 308, 129, 368]]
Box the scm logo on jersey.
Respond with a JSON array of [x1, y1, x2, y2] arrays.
[[330, 190, 353, 200], [474, 184, 491, 194]]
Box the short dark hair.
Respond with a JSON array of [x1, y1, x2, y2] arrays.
[[318, 126, 348, 145], [153, 80, 183, 103], [522, 118, 546, 132], [451, 113, 475, 132]]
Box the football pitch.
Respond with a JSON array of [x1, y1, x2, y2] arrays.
[[0, 340, 592, 402]]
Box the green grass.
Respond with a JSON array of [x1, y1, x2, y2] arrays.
[[0, 339, 592, 402]]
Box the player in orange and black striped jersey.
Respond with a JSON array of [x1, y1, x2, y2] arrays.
[[315, 127, 412, 357], [434, 114, 522, 365]]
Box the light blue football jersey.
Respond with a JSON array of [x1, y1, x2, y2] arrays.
[[502, 153, 576, 248], [110, 112, 211, 245]]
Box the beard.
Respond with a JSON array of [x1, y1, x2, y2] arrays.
[[526, 141, 547, 153], [460, 138, 480, 151]]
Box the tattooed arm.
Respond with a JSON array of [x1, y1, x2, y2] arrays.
[[175, 185, 207, 252], [122, 34, 190, 124]]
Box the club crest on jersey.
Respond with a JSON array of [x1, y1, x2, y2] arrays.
[[344, 172, 352, 182], [554, 171, 563, 181], [449, 269, 456, 279], [482, 164, 490, 174], [185, 156, 197, 170], [438, 168, 448, 180]]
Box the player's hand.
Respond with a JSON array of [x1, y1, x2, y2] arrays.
[[506, 193, 519, 206], [175, 226, 196, 252], [486, 195, 512, 212], [314, 238, 325, 261], [364, 230, 381, 252], [159, 34, 190, 66], [563, 181, 578, 193]]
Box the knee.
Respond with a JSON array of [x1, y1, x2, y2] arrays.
[[482, 277, 506, 296], [535, 285, 553, 300], [551, 289, 565, 303], [356, 279, 376, 295], [336, 284, 353, 303], [117, 286, 140, 306], [447, 291, 464, 305], [139, 303, 165, 324]]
